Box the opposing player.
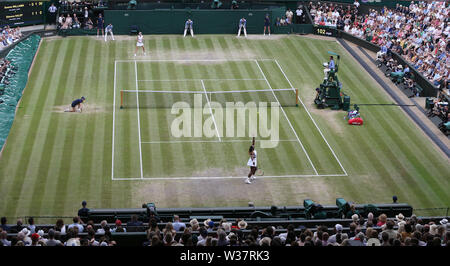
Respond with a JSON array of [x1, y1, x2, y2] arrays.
[[97, 14, 104, 38], [263, 14, 271, 36], [134, 32, 146, 56], [66, 96, 86, 112], [237, 17, 247, 37], [105, 23, 115, 42], [184, 19, 194, 37], [245, 137, 257, 184]]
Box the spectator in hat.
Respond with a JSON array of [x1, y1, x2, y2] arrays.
[[19, 228, 32, 245], [172, 215, 186, 232], [204, 219, 215, 232], [78, 201, 89, 219], [238, 220, 248, 230], [111, 219, 126, 232], [30, 233, 41, 246], [440, 218, 449, 230], [37, 229, 46, 244], [395, 213, 406, 226], [366, 230, 381, 246], [392, 195, 398, 203], [328, 224, 343, 244]]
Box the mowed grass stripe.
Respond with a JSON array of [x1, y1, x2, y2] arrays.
[[119, 61, 140, 178], [26, 38, 88, 216], [3, 39, 69, 217], [75, 38, 100, 205], [0, 40, 55, 215], [49, 38, 88, 216], [100, 39, 118, 209]]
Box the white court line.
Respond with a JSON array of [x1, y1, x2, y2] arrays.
[[121, 88, 294, 94], [274, 59, 348, 176], [112, 174, 348, 181], [116, 59, 275, 63], [201, 79, 221, 141], [111, 61, 117, 180], [137, 78, 266, 82], [141, 139, 298, 144], [135, 61, 144, 179], [254, 60, 319, 176]]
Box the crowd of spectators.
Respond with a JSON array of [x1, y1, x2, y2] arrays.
[[0, 26, 23, 49], [308, 1, 360, 28], [276, 6, 306, 27], [0, 59, 16, 86], [344, 1, 449, 92], [56, 1, 103, 30], [1, 201, 449, 246]]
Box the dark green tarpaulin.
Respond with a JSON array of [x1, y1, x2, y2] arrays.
[[0, 35, 41, 151]]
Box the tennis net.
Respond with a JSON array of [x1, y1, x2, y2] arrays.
[[120, 88, 299, 108]]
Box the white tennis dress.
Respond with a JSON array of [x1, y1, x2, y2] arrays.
[[247, 150, 257, 167], [137, 35, 144, 47]]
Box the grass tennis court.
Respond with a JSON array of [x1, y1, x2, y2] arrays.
[[113, 59, 344, 180], [0, 35, 448, 220]]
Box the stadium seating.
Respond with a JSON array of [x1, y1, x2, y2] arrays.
[[81, 202, 413, 223]]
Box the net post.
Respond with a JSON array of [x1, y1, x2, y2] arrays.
[[120, 90, 123, 109], [295, 88, 299, 107]]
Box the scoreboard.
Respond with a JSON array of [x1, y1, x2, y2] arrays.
[[0, 1, 44, 27]]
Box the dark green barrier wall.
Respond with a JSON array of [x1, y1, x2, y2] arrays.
[[104, 9, 278, 35]]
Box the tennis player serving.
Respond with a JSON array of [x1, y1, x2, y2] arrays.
[[245, 137, 257, 184]]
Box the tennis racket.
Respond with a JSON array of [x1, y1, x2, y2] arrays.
[[256, 167, 264, 176]]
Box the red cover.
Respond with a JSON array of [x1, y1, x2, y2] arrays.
[[348, 117, 363, 125]]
